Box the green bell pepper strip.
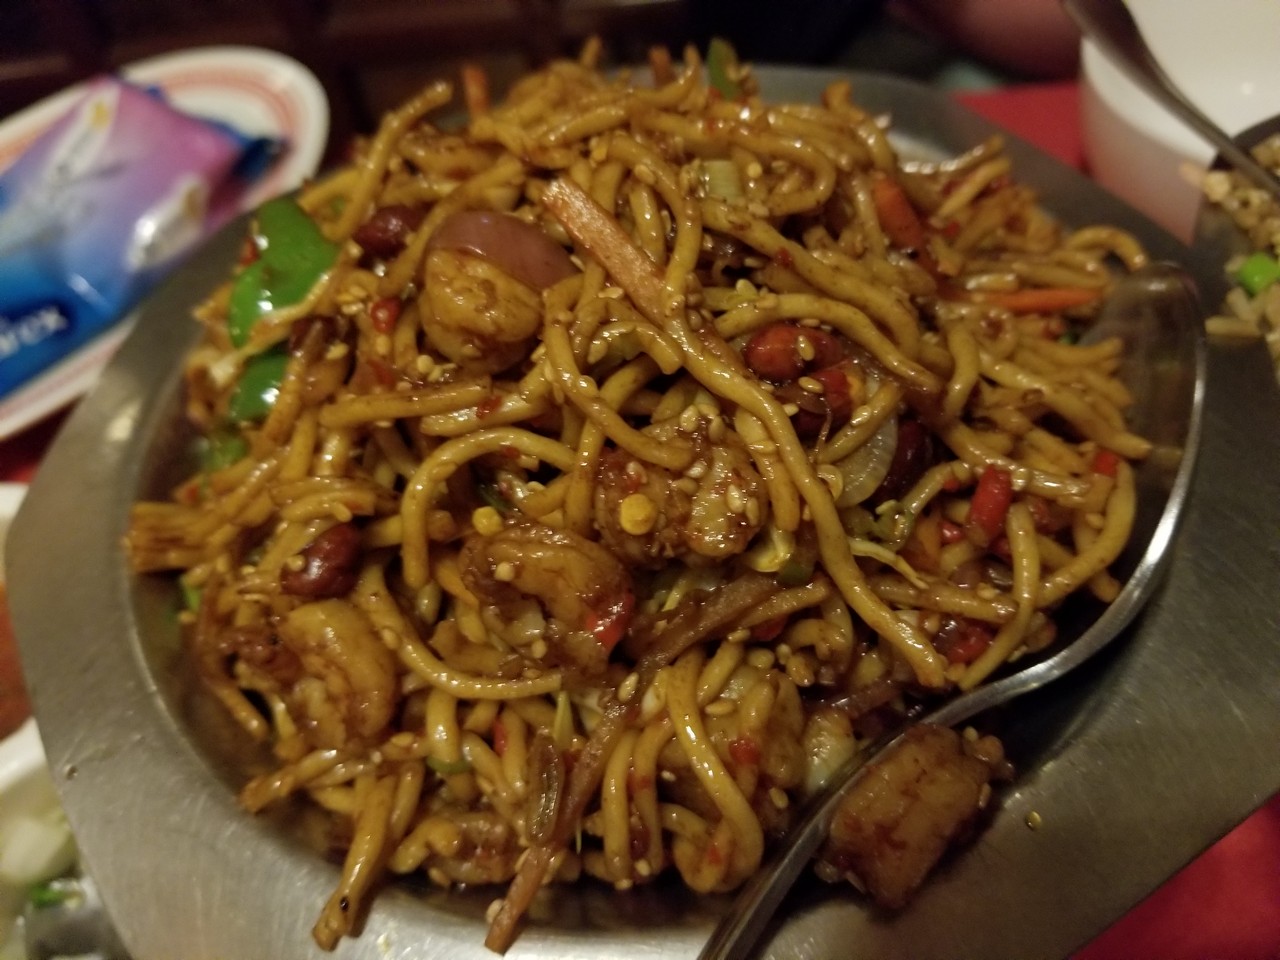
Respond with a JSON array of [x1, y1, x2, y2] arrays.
[[222, 197, 339, 422], [228, 347, 289, 422], [1235, 251, 1280, 297], [706, 37, 743, 100], [227, 197, 340, 347]]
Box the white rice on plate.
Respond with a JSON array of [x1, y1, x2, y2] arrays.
[[1197, 133, 1280, 378]]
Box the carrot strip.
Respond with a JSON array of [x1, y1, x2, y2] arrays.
[[541, 177, 667, 323], [870, 173, 929, 253]]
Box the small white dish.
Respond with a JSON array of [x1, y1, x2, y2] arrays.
[[1080, 0, 1280, 241], [0, 45, 330, 441]]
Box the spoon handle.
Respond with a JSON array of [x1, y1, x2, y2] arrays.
[[1063, 0, 1280, 201]]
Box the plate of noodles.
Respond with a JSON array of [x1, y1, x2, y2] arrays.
[[8, 49, 1280, 960]]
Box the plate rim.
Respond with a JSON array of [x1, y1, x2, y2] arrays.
[[9, 65, 1280, 960], [0, 44, 330, 441]]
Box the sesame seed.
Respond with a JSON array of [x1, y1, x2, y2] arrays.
[[617, 672, 640, 703], [797, 375, 825, 394], [615, 879, 634, 891], [530, 639, 548, 660], [769, 787, 790, 809], [285, 554, 306, 572], [332, 504, 354, 523], [374, 334, 392, 356], [1025, 809, 1042, 830], [782, 402, 800, 416], [746, 649, 775, 670], [493, 560, 517, 582], [675, 477, 700, 495], [586, 340, 609, 365], [704, 699, 735, 717], [599, 285, 624, 299], [679, 404, 701, 433], [795, 335, 815, 361], [746, 161, 764, 179], [660, 769, 677, 782], [707, 417, 727, 442], [725, 483, 746, 514], [325, 343, 350, 361], [685, 460, 708, 479], [635, 858, 653, 877], [485, 899, 504, 923], [625, 460, 648, 483], [744, 497, 761, 526]]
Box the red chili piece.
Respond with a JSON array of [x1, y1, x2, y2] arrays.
[[933, 617, 995, 664], [728, 736, 762, 767], [966, 467, 1014, 546], [585, 589, 635, 651]]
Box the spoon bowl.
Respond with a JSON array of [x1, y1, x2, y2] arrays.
[[699, 261, 1207, 960]]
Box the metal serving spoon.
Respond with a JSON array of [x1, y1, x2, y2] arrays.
[[699, 261, 1206, 960], [1063, 0, 1280, 203]]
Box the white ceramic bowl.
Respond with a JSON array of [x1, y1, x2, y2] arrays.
[[1080, 0, 1280, 241]]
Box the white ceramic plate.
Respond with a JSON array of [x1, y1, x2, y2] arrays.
[[0, 46, 330, 442]]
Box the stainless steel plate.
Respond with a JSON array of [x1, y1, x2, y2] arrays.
[[10, 68, 1280, 960]]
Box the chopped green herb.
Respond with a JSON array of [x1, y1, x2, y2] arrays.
[[706, 37, 743, 100], [1235, 251, 1280, 296]]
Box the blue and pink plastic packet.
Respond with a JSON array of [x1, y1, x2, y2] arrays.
[[0, 76, 285, 399]]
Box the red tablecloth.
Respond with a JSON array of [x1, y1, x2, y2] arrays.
[[2, 78, 1278, 960]]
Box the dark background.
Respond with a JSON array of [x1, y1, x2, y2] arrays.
[[0, 0, 1037, 162]]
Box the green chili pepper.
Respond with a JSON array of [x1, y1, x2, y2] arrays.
[[777, 556, 814, 588], [228, 197, 340, 347], [200, 425, 249, 473], [706, 37, 743, 100], [180, 579, 203, 613], [228, 347, 289, 422], [1235, 251, 1280, 297], [478, 482, 513, 514], [27, 881, 73, 909]]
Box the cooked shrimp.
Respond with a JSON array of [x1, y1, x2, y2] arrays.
[[458, 522, 634, 677], [276, 598, 400, 748], [423, 809, 520, 885], [420, 248, 542, 374], [593, 424, 768, 568]]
